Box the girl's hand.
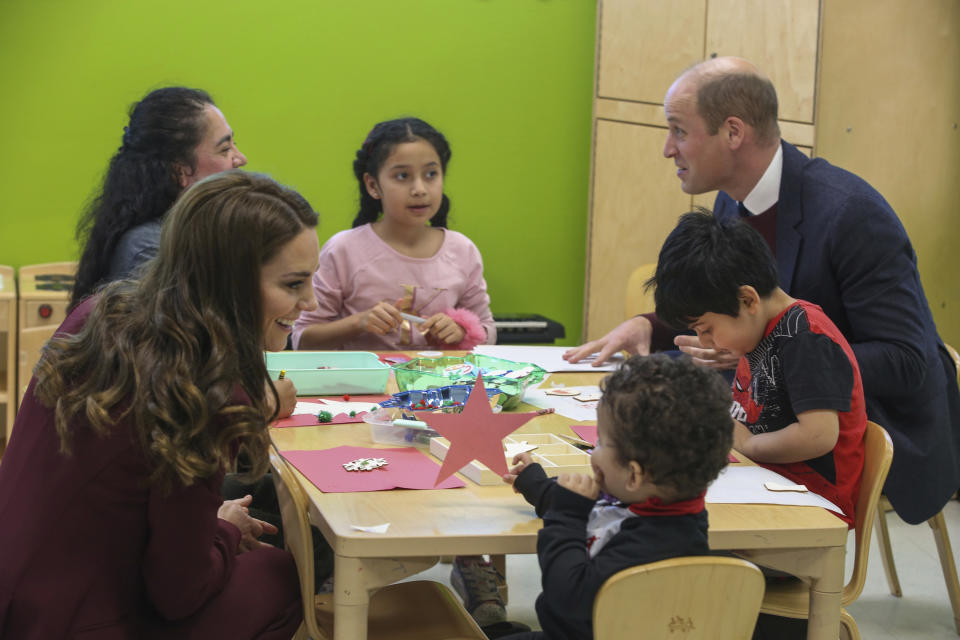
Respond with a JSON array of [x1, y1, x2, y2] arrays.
[[502, 452, 534, 490], [557, 473, 600, 500], [355, 301, 402, 336], [420, 313, 465, 346], [218, 495, 279, 553]]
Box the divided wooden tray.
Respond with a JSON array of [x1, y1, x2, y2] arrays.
[[429, 433, 592, 485]]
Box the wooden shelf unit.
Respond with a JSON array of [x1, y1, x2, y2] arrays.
[[0, 265, 16, 453]]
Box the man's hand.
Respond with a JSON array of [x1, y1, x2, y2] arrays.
[[563, 316, 653, 366], [673, 335, 739, 370]]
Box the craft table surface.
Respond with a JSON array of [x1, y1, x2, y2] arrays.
[[269, 351, 848, 640]]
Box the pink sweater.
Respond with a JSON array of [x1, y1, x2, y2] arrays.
[[292, 224, 496, 350]]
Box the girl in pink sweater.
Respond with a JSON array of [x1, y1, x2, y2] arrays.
[[293, 117, 496, 351]]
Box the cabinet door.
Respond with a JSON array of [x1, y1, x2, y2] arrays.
[[706, 0, 820, 123], [597, 0, 707, 105], [586, 120, 692, 341]]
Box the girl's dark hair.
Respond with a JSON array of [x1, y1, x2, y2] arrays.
[[351, 117, 452, 228], [71, 87, 215, 308], [36, 171, 318, 491]]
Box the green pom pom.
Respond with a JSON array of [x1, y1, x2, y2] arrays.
[[317, 410, 333, 423]]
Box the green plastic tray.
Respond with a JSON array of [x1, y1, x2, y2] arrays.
[[391, 354, 545, 410], [264, 351, 390, 395]]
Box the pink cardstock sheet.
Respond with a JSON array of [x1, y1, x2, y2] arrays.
[[571, 425, 598, 446], [281, 445, 466, 493]]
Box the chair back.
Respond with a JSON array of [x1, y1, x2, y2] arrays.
[[624, 262, 657, 319], [593, 556, 764, 640], [945, 343, 959, 381], [843, 420, 894, 605], [270, 446, 328, 640]]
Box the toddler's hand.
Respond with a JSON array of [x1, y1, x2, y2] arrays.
[[356, 301, 402, 336], [501, 452, 534, 490], [557, 473, 600, 500], [420, 313, 465, 346]]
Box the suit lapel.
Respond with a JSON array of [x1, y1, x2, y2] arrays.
[[776, 141, 806, 293]]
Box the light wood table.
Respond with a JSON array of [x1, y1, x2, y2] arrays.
[[270, 367, 848, 640]]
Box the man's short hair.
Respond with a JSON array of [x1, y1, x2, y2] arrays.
[[600, 354, 732, 499], [696, 72, 780, 145], [650, 209, 779, 329]]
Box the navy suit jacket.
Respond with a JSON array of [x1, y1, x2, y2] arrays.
[[715, 141, 960, 524]]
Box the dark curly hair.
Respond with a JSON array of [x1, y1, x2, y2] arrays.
[[351, 117, 452, 228], [599, 354, 732, 498], [71, 87, 215, 309]]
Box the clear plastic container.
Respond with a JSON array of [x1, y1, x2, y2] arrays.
[[264, 351, 390, 394]]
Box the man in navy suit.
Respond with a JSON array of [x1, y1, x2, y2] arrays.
[[565, 57, 960, 525]]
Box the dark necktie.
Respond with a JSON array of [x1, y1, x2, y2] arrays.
[[738, 201, 751, 218]]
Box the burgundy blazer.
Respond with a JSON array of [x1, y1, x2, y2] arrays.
[[0, 299, 245, 638]]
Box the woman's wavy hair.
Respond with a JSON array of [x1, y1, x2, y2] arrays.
[[36, 171, 319, 490], [71, 87, 215, 309], [351, 117, 452, 228]]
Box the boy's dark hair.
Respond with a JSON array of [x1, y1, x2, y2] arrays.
[[599, 354, 732, 498], [649, 208, 779, 330], [351, 117, 452, 229]]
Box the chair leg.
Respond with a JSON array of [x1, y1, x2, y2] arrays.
[[292, 621, 310, 640], [929, 510, 960, 635], [490, 554, 509, 606], [840, 608, 860, 640], [874, 505, 902, 597]]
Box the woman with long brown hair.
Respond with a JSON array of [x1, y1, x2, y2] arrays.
[[0, 171, 317, 638]]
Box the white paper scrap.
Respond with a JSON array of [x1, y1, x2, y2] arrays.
[[523, 385, 601, 422], [504, 441, 538, 458], [351, 523, 390, 534], [706, 465, 843, 515]]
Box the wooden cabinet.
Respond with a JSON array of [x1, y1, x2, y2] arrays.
[[16, 263, 76, 411], [0, 266, 15, 453], [584, 0, 820, 340]]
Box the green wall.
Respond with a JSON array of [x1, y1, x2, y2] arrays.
[[0, 0, 596, 345]]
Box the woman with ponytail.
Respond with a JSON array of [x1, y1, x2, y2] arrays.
[[292, 117, 496, 351], [71, 87, 247, 309]]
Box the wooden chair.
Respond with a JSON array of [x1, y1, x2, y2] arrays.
[[624, 262, 657, 319], [873, 342, 960, 635], [269, 447, 487, 640], [760, 420, 894, 640], [593, 556, 765, 639]]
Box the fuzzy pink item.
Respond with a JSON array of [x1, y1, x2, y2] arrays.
[[443, 307, 487, 351]]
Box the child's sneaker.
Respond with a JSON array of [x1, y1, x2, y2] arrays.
[[450, 556, 506, 627]]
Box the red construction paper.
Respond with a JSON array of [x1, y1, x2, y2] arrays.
[[418, 375, 537, 486], [273, 395, 389, 428], [571, 424, 598, 445], [281, 446, 465, 493]]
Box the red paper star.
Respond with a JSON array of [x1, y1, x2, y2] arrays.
[[419, 375, 537, 486]]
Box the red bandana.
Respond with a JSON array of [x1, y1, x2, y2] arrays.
[[628, 491, 705, 517]]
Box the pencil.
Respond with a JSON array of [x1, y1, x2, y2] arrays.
[[278, 369, 286, 380], [399, 311, 427, 325]]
